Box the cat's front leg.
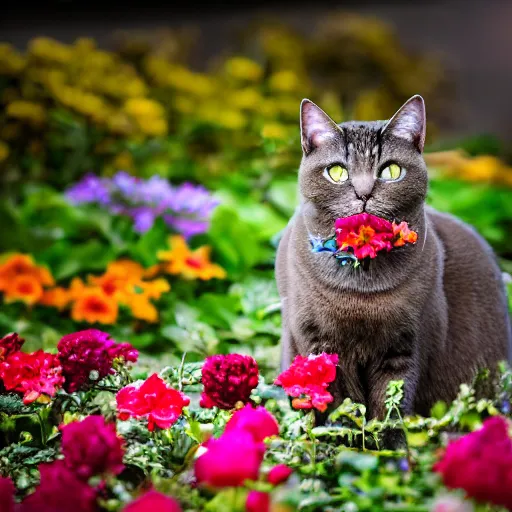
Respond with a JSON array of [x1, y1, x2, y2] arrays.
[[366, 346, 419, 420]]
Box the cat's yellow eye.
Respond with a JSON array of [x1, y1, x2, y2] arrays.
[[379, 163, 403, 181], [324, 164, 349, 184]]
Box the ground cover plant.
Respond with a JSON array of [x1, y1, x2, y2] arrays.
[[1, 11, 512, 512]]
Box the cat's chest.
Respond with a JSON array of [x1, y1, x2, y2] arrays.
[[292, 287, 416, 351]]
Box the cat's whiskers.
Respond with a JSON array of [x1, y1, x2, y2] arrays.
[[421, 210, 428, 252]]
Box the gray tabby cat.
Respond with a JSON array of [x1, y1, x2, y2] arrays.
[[275, 95, 512, 418]]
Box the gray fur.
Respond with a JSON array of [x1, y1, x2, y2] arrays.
[[276, 96, 512, 418]]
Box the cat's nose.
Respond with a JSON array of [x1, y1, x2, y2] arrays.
[[352, 175, 375, 203]]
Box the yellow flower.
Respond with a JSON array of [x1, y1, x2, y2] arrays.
[[71, 288, 119, 324], [6, 101, 46, 125], [0, 43, 26, 75], [123, 294, 159, 323], [224, 57, 263, 82], [135, 117, 168, 137], [261, 122, 289, 140], [157, 235, 226, 280], [28, 37, 73, 64], [230, 88, 262, 110], [124, 98, 165, 118], [268, 70, 301, 93], [0, 141, 9, 162], [3, 275, 44, 305], [165, 64, 216, 96]]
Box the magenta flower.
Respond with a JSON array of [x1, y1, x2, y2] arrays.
[[200, 354, 259, 409], [61, 415, 124, 480], [334, 213, 417, 259], [434, 416, 512, 510], [274, 352, 339, 412], [122, 490, 182, 512], [0, 477, 15, 512], [195, 429, 265, 487], [246, 491, 270, 512], [21, 460, 97, 512], [225, 404, 279, 442], [267, 464, 293, 485], [58, 329, 138, 392]]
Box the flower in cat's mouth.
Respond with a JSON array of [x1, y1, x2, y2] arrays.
[[335, 213, 417, 260], [309, 213, 418, 265]]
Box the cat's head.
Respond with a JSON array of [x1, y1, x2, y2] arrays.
[[298, 96, 428, 232]]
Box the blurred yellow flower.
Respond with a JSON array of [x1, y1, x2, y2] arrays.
[[7, 100, 46, 125], [124, 98, 165, 118], [261, 122, 289, 140], [230, 88, 262, 110], [123, 98, 168, 136], [162, 64, 216, 96], [0, 141, 9, 162], [28, 37, 73, 64], [197, 103, 246, 130], [224, 57, 263, 82], [157, 235, 226, 280], [425, 150, 512, 187], [268, 70, 301, 93], [0, 43, 26, 75]]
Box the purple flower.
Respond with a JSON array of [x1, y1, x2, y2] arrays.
[[65, 172, 219, 237], [66, 173, 111, 205]]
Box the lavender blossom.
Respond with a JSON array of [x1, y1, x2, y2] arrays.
[[66, 171, 219, 237]]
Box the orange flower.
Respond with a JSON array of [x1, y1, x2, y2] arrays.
[[123, 294, 159, 322], [71, 288, 118, 324], [392, 221, 418, 247], [137, 278, 170, 299], [0, 253, 54, 291], [157, 235, 226, 280], [40, 287, 71, 310], [3, 275, 44, 305]]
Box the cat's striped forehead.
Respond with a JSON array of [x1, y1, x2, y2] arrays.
[[337, 121, 386, 163]]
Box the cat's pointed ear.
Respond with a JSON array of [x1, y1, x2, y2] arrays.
[[300, 99, 341, 155], [382, 95, 426, 153]]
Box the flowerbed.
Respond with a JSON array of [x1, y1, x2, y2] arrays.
[[1, 330, 512, 511]]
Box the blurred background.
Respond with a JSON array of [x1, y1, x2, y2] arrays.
[[0, 0, 511, 374]]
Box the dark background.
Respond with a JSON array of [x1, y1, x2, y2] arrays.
[[2, 0, 511, 141]]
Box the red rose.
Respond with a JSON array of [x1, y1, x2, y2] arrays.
[[267, 464, 293, 485], [434, 416, 512, 510], [195, 429, 265, 487], [58, 329, 138, 393], [0, 333, 24, 361], [20, 460, 97, 512], [122, 490, 182, 512], [274, 352, 338, 412], [224, 404, 279, 442], [61, 415, 124, 480], [116, 374, 190, 431], [0, 350, 63, 404], [246, 491, 270, 512], [200, 354, 259, 409]]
